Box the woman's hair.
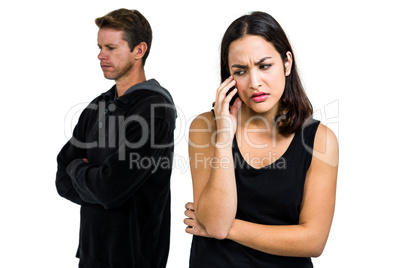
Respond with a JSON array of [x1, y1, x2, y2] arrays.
[[95, 8, 152, 66], [220, 11, 313, 135]]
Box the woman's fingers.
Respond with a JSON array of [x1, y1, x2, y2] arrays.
[[184, 203, 210, 237], [217, 81, 236, 100], [184, 209, 196, 219], [217, 76, 235, 93], [215, 77, 236, 107], [213, 77, 240, 144], [184, 217, 194, 226], [184, 217, 210, 237], [225, 87, 238, 103], [184, 216, 203, 234], [184, 202, 197, 226], [185, 202, 195, 211], [229, 96, 242, 117]]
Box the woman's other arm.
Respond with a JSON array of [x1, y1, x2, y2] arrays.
[[226, 123, 339, 257], [188, 111, 237, 239]]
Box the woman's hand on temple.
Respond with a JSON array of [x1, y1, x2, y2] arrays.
[[213, 76, 242, 147]]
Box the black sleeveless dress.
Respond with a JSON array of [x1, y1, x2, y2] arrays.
[[189, 120, 320, 268]]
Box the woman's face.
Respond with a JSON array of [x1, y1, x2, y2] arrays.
[[228, 35, 292, 115]]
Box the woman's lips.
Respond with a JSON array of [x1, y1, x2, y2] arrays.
[[251, 92, 269, 102]]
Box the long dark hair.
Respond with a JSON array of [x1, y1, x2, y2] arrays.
[[220, 11, 313, 135]]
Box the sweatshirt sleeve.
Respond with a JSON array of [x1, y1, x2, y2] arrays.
[[56, 101, 95, 205], [56, 142, 85, 205], [65, 96, 175, 209], [55, 113, 90, 205]]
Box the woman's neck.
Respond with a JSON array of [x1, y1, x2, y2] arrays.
[[238, 105, 280, 134]]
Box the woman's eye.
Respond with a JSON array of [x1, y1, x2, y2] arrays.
[[233, 70, 245, 76], [260, 64, 272, 70]]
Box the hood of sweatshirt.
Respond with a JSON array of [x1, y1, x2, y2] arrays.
[[124, 79, 175, 107]]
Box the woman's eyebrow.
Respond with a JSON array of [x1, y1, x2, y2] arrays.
[[231, 64, 247, 69], [255, 57, 272, 64], [231, 57, 272, 69]]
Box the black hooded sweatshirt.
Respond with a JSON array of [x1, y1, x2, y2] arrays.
[[56, 79, 176, 267]]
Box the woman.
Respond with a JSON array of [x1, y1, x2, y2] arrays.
[[184, 11, 338, 267]]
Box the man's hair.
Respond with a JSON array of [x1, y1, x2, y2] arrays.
[[95, 8, 152, 66]]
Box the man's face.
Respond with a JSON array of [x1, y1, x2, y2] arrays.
[[97, 28, 135, 82]]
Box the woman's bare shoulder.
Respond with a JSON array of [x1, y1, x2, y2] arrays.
[[189, 111, 217, 150], [190, 111, 216, 131], [312, 123, 339, 167]]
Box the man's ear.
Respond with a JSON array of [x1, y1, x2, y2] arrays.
[[133, 42, 148, 60], [284, 51, 293, 76]]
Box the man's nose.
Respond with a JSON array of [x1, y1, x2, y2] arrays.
[[98, 49, 107, 60]]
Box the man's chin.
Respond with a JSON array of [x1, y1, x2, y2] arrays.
[[103, 73, 116, 80]]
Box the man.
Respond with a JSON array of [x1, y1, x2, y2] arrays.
[[56, 9, 176, 267]]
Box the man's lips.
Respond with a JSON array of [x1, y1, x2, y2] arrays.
[[251, 92, 269, 102], [100, 64, 112, 70]]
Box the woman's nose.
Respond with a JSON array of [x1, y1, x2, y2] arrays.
[[249, 71, 262, 89]]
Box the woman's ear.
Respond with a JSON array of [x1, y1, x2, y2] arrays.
[[133, 42, 148, 60], [284, 51, 293, 76]]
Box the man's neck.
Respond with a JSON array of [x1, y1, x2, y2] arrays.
[[115, 69, 146, 97]]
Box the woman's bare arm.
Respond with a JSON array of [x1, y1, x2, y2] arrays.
[[226, 124, 338, 257]]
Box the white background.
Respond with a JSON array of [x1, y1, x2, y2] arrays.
[[1, 0, 401, 267]]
